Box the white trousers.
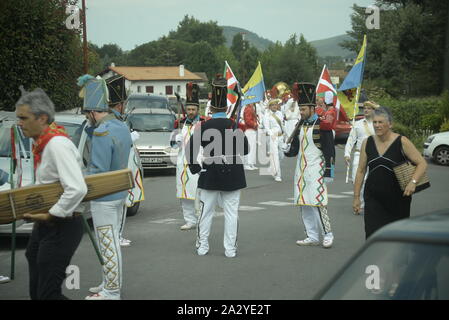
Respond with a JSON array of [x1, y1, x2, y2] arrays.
[[269, 135, 283, 179], [181, 198, 197, 225], [196, 189, 240, 254], [244, 129, 257, 167], [351, 152, 366, 209], [91, 199, 125, 299], [118, 204, 127, 240], [299, 206, 333, 242]]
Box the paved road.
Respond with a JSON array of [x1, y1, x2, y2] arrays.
[[1, 147, 448, 300]]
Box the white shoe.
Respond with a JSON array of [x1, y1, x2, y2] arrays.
[[0, 275, 10, 284], [244, 165, 252, 170], [197, 247, 209, 256], [274, 177, 282, 182], [249, 165, 258, 170], [296, 238, 320, 246], [120, 238, 131, 247], [322, 237, 334, 248], [225, 251, 236, 258], [180, 223, 196, 231], [85, 292, 120, 300], [89, 284, 103, 294]]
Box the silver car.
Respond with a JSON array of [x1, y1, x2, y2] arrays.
[[0, 112, 144, 235], [126, 108, 178, 170]]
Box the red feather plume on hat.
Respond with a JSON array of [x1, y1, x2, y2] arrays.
[[186, 82, 193, 101], [270, 85, 279, 99], [292, 82, 300, 102]]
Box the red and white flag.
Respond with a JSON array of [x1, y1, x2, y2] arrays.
[[316, 65, 348, 121], [224, 61, 239, 117]]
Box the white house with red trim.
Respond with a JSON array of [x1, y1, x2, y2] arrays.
[[98, 64, 207, 98]]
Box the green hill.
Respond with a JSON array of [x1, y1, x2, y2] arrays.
[[221, 26, 275, 51], [221, 26, 355, 58], [310, 34, 355, 58]]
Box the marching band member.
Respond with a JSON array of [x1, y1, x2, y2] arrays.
[[242, 103, 259, 170], [263, 99, 285, 182], [344, 100, 378, 213], [185, 75, 248, 258], [284, 83, 335, 249], [79, 75, 132, 300], [283, 83, 301, 138], [106, 76, 140, 247], [172, 83, 206, 230], [16, 87, 87, 299]]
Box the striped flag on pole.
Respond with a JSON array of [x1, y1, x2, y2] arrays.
[[316, 64, 348, 121], [224, 61, 239, 117]]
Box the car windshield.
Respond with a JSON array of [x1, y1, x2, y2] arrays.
[[0, 122, 31, 158], [127, 114, 174, 132], [57, 121, 83, 147], [127, 98, 168, 110], [320, 241, 449, 300]]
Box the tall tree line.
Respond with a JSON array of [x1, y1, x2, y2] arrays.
[[341, 0, 449, 97]]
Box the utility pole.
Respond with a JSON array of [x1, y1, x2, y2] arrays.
[[82, 0, 88, 74]]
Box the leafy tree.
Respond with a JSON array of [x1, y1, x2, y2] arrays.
[[0, 0, 83, 111], [168, 15, 225, 48], [231, 33, 249, 61], [342, 1, 448, 97], [261, 34, 319, 88], [185, 41, 221, 81]]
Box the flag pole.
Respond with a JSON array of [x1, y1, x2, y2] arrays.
[[346, 85, 361, 184]]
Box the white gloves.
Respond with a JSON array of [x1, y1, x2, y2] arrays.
[[281, 143, 291, 152]]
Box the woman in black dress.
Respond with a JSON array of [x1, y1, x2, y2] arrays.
[[353, 107, 427, 239]]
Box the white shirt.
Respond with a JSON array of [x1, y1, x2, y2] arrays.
[[35, 136, 87, 218], [263, 110, 285, 136], [344, 119, 375, 157], [283, 98, 300, 121]]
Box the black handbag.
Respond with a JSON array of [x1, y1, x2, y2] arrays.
[[392, 139, 430, 193]]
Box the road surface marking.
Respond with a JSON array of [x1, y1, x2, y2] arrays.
[[258, 201, 292, 206]]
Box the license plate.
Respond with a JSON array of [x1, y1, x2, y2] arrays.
[[142, 158, 164, 163]]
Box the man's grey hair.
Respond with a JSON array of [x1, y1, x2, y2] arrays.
[[373, 106, 393, 123], [15, 86, 55, 124]]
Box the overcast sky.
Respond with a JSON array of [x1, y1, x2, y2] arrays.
[[85, 0, 374, 51]]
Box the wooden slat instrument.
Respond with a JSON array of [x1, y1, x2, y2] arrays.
[[0, 169, 134, 224]]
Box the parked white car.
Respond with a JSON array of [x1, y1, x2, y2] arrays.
[[0, 112, 144, 235], [423, 131, 449, 166]]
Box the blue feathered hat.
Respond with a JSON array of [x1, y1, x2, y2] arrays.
[[77, 74, 109, 112]]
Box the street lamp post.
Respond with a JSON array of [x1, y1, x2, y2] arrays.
[[82, 0, 88, 74]]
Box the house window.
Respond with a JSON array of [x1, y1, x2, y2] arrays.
[[137, 86, 141, 93], [177, 85, 181, 93], [165, 86, 173, 95], [146, 86, 154, 93]]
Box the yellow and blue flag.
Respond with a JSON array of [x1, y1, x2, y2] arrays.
[[338, 35, 367, 91], [337, 35, 367, 119], [242, 62, 266, 107]]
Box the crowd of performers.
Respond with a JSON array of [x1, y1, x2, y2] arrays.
[[2, 70, 425, 300]]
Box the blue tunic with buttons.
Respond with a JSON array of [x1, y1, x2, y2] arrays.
[[87, 114, 132, 201]]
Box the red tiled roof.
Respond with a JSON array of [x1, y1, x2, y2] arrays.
[[109, 66, 203, 81]]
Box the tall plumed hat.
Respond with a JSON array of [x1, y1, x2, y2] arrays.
[[210, 74, 227, 110], [106, 75, 127, 106], [186, 82, 200, 107], [77, 74, 109, 112], [296, 82, 316, 106]]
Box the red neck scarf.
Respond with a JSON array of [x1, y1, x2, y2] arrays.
[[32, 122, 69, 170]]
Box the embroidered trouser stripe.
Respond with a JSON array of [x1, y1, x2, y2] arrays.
[[317, 206, 332, 234]]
